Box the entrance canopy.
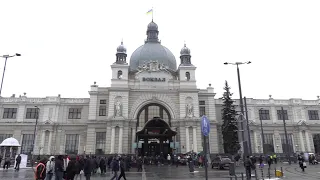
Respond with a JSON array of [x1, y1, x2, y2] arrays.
[[0, 137, 21, 147], [136, 117, 177, 140]]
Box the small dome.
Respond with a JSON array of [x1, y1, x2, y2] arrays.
[[116, 41, 127, 53], [147, 21, 158, 31], [180, 43, 191, 56]]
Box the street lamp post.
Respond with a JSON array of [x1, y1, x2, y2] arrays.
[[244, 96, 252, 155], [0, 53, 21, 97], [224, 61, 251, 157], [259, 108, 266, 154], [281, 106, 291, 165], [31, 106, 40, 162]]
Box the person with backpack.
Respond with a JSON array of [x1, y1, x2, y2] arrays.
[[46, 156, 55, 180], [118, 158, 127, 180], [35, 158, 47, 180]]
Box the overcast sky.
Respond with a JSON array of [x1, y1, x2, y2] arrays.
[[0, 0, 319, 100]]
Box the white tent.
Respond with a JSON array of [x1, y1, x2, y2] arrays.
[[0, 137, 21, 147]]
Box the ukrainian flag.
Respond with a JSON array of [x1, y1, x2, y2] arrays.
[[146, 9, 153, 15]]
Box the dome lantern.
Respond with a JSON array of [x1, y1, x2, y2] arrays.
[[115, 40, 127, 64], [180, 43, 192, 65], [146, 20, 159, 43]]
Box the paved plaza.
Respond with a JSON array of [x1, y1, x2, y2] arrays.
[[0, 163, 320, 180]]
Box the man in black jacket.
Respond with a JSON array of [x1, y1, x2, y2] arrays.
[[110, 158, 119, 180], [83, 156, 92, 180], [15, 154, 21, 170], [55, 155, 64, 180]]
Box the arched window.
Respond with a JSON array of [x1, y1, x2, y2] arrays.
[[185, 72, 190, 81], [117, 70, 122, 79], [137, 103, 171, 127]]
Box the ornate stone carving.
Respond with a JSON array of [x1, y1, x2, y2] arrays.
[[135, 60, 170, 77], [115, 100, 122, 117], [185, 97, 194, 118]]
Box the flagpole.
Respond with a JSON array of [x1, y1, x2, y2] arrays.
[[152, 7, 154, 21]]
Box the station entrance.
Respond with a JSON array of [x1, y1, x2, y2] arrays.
[[136, 117, 177, 157]]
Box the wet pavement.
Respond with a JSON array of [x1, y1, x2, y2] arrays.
[[0, 163, 320, 180]]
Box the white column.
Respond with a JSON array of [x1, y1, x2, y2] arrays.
[[185, 127, 190, 152], [131, 128, 136, 154], [48, 131, 53, 154], [193, 127, 198, 152], [253, 131, 259, 153], [118, 127, 123, 154], [40, 130, 46, 155], [299, 131, 306, 152], [77, 134, 81, 155], [305, 131, 311, 152], [110, 127, 115, 153]]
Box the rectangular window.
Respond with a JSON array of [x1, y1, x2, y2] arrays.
[[277, 110, 289, 120], [259, 109, 270, 120], [280, 133, 294, 154], [99, 106, 106, 116], [65, 134, 79, 154], [308, 110, 319, 120], [3, 108, 17, 119], [96, 132, 106, 154], [26, 108, 38, 119], [199, 101, 206, 117], [21, 134, 35, 154], [68, 108, 81, 119], [100, 100, 106, 104]]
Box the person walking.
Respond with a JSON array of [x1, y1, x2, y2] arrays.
[[259, 155, 264, 167], [137, 157, 143, 172], [83, 156, 92, 180], [66, 156, 77, 180], [99, 156, 106, 174], [244, 156, 252, 180], [167, 154, 171, 165], [35, 158, 47, 180], [118, 158, 127, 180], [55, 155, 64, 180], [15, 154, 21, 170], [3, 156, 10, 169], [298, 154, 306, 172], [267, 156, 272, 169], [110, 157, 119, 180], [45, 156, 55, 180], [74, 156, 83, 180]]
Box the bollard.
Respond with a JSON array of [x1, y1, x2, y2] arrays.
[[281, 166, 283, 177], [268, 168, 271, 179], [275, 168, 276, 177], [260, 167, 264, 180], [241, 172, 244, 180], [254, 169, 258, 180]]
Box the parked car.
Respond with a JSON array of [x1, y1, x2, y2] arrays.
[[211, 156, 232, 169]]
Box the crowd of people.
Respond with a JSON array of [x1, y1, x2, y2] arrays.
[[34, 154, 137, 180]]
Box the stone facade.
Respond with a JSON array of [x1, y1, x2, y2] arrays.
[[1, 21, 320, 157], [0, 94, 320, 156]]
